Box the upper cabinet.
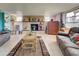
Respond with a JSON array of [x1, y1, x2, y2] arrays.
[[23, 16, 44, 22]]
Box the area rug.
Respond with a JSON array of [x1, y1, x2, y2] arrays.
[[13, 39, 50, 56]]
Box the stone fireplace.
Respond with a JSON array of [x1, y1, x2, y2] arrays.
[[28, 22, 39, 31], [23, 22, 45, 31], [31, 24, 38, 31]]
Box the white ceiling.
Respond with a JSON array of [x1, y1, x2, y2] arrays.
[[0, 3, 79, 16]]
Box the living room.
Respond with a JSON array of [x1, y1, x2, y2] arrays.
[[0, 3, 79, 56]]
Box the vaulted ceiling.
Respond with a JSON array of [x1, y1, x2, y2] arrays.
[[0, 3, 79, 16]]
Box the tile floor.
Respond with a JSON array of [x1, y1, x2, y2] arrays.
[[36, 31, 63, 56]]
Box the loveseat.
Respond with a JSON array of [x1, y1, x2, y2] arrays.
[[0, 30, 10, 46], [57, 27, 79, 56]]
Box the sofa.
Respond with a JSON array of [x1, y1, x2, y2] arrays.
[[0, 30, 10, 46], [57, 27, 79, 56]]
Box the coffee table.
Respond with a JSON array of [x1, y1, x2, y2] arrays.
[[14, 39, 50, 56], [21, 34, 36, 52]]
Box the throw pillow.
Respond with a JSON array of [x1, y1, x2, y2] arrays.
[[76, 41, 79, 46], [74, 35, 79, 41], [70, 33, 79, 43], [73, 35, 79, 46]]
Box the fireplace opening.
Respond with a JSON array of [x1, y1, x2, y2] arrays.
[[31, 24, 38, 31]]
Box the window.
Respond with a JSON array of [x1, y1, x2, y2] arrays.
[[66, 12, 74, 22], [16, 17, 22, 21], [65, 10, 79, 28], [44, 16, 51, 21], [76, 12, 79, 16], [75, 12, 79, 22], [66, 12, 74, 17]]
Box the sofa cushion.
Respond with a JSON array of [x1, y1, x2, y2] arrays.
[[69, 27, 79, 34], [57, 35, 79, 49], [58, 32, 69, 37], [66, 47, 79, 56], [0, 31, 10, 46], [69, 33, 79, 45], [57, 35, 71, 43]]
